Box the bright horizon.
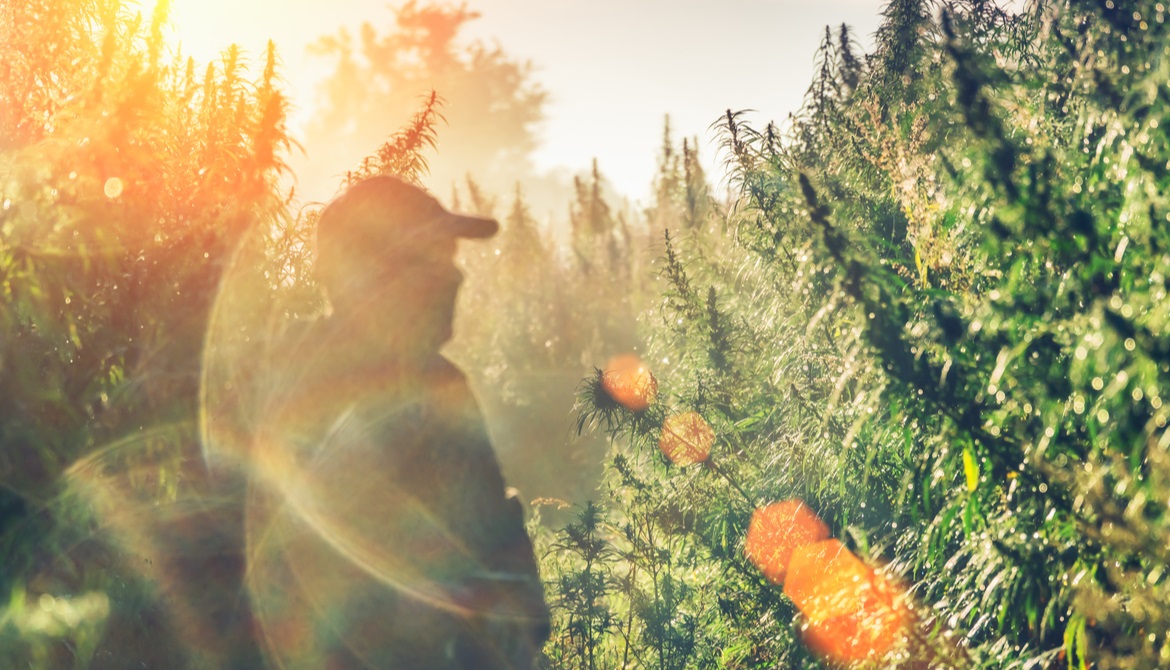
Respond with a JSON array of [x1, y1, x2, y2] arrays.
[[142, 0, 885, 204]]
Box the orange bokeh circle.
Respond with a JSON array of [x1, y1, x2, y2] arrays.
[[658, 411, 714, 466], [784, 539, 909, 666], [600, 354, 658, 412], [743, 499, 830, 586]]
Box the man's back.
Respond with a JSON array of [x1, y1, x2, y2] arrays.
[[245, 318, 549, 669]]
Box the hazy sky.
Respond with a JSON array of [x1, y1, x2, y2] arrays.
[[153, 0, 886, 201]]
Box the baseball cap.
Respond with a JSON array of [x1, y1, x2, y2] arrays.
[[315, 175, 498, 267]]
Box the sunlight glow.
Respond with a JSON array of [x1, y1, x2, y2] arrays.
[[136, 0, 332, 133], [136, 0, 289, 64]]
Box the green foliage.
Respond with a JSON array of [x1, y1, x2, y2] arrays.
[[544, 501, 619, 670], [449, 161, 652, 515], [558, 1, 1170, 668], [0, 0, 295, 664]]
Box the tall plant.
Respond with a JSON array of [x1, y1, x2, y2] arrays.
[[553, 1, 1170, 667]]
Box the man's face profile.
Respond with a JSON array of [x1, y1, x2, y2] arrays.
[[313, 176, 496, 354]]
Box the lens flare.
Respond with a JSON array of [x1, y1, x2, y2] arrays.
[[103, 177, 123, 198], [743, 499, 830, 586], [784, 539, 909, 665]]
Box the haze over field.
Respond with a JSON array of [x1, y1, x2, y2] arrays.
[[142, 0, 884, 206]]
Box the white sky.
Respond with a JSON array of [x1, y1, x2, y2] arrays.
[[150, 0, 886, 201]]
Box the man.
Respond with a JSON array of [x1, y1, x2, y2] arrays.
[[246, 175, 550, 668]]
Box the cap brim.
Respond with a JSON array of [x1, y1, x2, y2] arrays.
[[445, 212, 498, 238]]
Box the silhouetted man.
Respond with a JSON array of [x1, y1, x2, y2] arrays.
[[246, 175, 550, 669]]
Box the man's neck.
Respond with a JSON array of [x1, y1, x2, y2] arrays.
[[318, 310, 443, 370]]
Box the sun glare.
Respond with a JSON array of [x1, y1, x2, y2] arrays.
[[136, 0, 275, 64], [134, 0, 354, 151]]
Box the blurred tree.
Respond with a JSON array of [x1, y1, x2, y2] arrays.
[[297, 0, 547, 203]]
